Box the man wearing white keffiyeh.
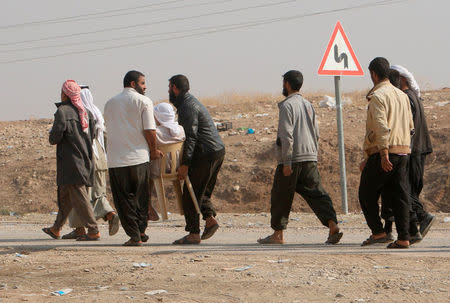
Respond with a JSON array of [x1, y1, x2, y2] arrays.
[[62, 87, 120, 240], [389, 65, 435, 240]]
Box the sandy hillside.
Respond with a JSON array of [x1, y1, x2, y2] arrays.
[[0, 89, 448, 215]]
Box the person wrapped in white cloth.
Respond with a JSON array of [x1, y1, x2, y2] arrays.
[[148, 102, 185, 220]]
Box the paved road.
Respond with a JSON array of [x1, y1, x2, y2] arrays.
[[1, 213, 449, 257]]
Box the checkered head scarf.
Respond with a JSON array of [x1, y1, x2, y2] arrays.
[[62, 80, 89, 133]]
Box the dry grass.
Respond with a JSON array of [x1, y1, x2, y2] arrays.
[[155, 89, 370, 114]]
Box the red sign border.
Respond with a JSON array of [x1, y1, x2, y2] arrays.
[[317, 21, 364, 76]]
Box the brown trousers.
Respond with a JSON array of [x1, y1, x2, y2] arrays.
[[53, 184, 98, 234]]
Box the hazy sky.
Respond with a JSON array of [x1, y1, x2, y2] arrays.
[[0, 0, 448, 121]]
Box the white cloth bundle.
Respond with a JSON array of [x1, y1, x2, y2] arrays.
[[154, 102, 184, 137]]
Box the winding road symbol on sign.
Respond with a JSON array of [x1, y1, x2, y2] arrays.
[[334, 44, 348, 68], [317, 21, 363, 76]]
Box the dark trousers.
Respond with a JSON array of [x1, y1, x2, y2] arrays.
[[270, 161, 337, 231], [409, 154, 428, 222], [53, 184, 98, 234], [359, 154, 410, 241], [109, 162, 149, 242], [183, 152, 224, 234], [380, 153, 428, 233]]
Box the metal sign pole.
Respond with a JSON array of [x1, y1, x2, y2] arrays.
[[334, 75, 348, 214]]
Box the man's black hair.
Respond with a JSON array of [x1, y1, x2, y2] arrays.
[[368, 57, 390, 79], [123, 70, 145, 87], [169, 74, 190, 94], [388, 68, 401, 88], [283, 70, 303, 91]]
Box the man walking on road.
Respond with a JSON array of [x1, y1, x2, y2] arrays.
[[258, 70, 343, 245], [43, 80, 100, 241], [391, 65, 435, 239], [61, 86, 120, 239], [168, 74, 225, 245], [104, 70, 162, 246], [359, 57, 414, 249]]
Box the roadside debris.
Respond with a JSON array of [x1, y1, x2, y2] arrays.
[[268, 259, 290, 263], [223, 265, 252, 272], [145, 290, 167, 295], [132, 263, 151, 268], [319, 95, 352, 108], [51, 289, 73, 296]]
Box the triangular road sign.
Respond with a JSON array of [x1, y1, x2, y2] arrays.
[[318, 21, 364, 76]]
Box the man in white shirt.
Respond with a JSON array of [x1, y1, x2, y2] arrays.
[[104, 70, 162, 246]]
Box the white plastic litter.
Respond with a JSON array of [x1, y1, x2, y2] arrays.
[[268, 259, 290, 263], [145, 290, 168, 295], [232, 265, 252, 272], [132, 262, 151, 268], [436, 101, 450, 107], [443, 217, 450, 223], [319, 95, 352, 108]]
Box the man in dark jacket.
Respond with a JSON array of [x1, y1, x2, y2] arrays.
[[391, 65, 435, 238], [43, 80, 99, 241], [168, 74, 225, 245]]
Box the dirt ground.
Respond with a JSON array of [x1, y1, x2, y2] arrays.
[[0, 89, 449, 302], [0, 212, 449, 303], [0, 89, 449, 216]]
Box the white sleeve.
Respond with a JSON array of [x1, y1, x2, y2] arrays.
[[142, 97, 156, 130]]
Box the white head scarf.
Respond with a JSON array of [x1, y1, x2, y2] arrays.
[[154, 102, 183, 137], [390, 65, 421, 97], [80, 88, 106, 153]]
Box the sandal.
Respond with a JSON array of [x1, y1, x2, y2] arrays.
[[257, 235, 284, 244], [108, 213, 120, 236], [62, 228, 86, 239], [76, 233, 100, 241], [361, 235, 391, 246], [123, 239, 143, 246], [387, 241, 409, 249], [201, 223, 219, 240], [172, 235, 200, 245], [140, 234, 149, 243], [325, 232, 343, 245], [42, 227, 60, 240]]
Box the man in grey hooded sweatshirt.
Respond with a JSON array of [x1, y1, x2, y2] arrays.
[[258, 70, 342, 245]]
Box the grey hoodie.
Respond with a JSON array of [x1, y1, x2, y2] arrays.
[[276, 93, 319, 166]]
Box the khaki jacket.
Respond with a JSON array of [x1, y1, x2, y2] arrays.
[[363, 80, 414, 159]]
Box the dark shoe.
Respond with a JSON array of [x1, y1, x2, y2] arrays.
[[387, 241, 409, 249], [123, 239, 143, 246], [325, 232, 343, 245], [201, 223, 219, 240], [173, 235, 200, 245], [410, 232, 423, 245], [76, 233, 100, 241], [419, 214, 435, 238], [140, 234, 149, 243], [42, 227, 60, 240], [62, 228, 86, 239], [108, 213, 120, 236]]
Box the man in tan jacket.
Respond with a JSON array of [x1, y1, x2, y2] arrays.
[[359, 57, 414, 249]]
